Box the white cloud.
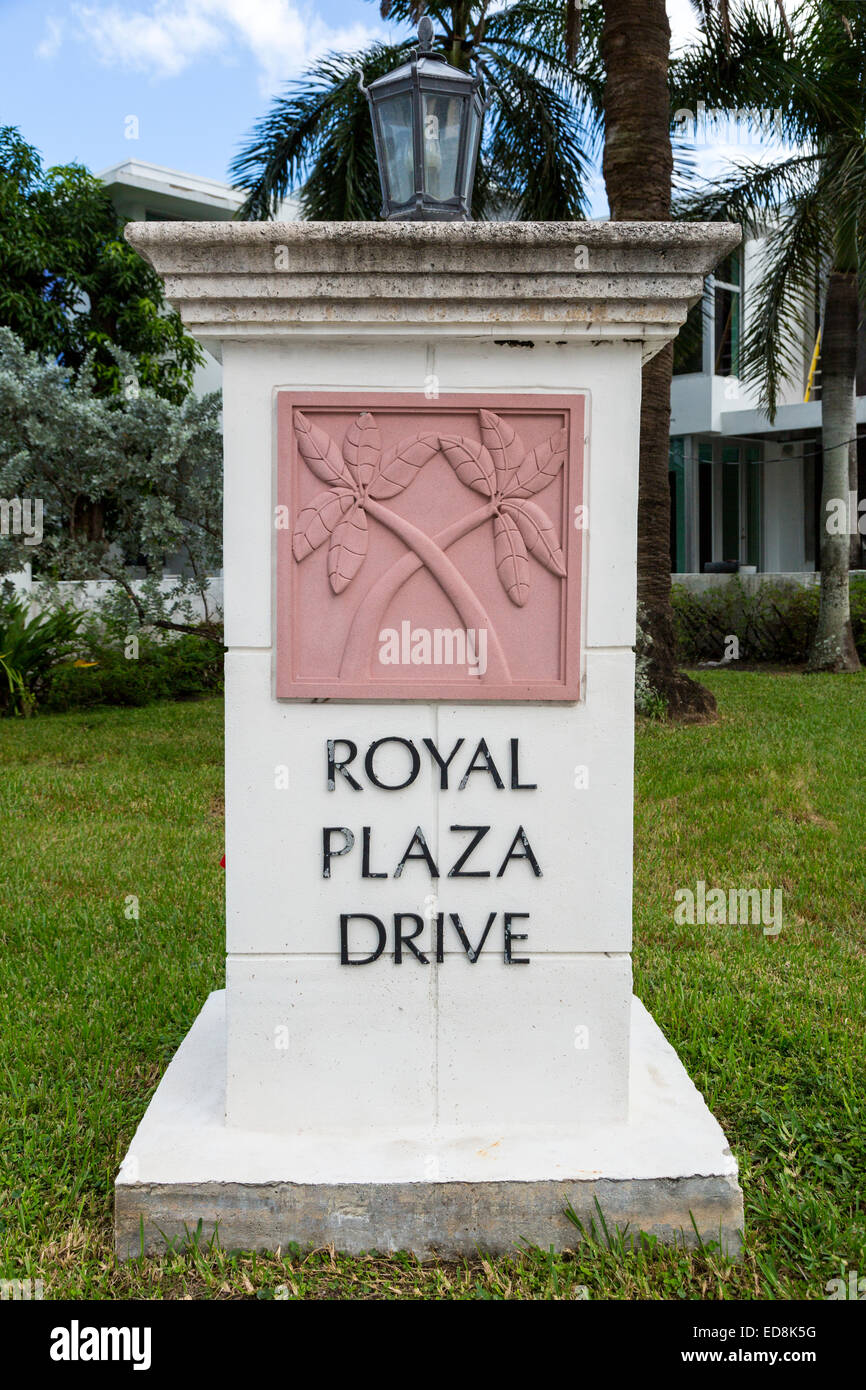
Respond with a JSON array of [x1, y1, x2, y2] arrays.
[[36, 1, 776, 93], [37, 0, 384, 93], [35, 15, 66, 60], [668, 0, 701, 55], [682, 136, 802, 195], [74, 3, 223, 78]]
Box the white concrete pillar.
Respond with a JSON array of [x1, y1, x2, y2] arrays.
[[115, 222, 744, 1258]]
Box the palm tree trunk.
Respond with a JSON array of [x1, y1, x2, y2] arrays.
[[808, 270, 861, 672], [601, 0, 671, 223], [601, 0, 716, 719]]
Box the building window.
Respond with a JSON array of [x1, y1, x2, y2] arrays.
[[698, 442, 713, 573], [714, 251, 741, 377], [746, 446, 761, 568], [673, 251, 742, 377], [673, 298, 705, 375], [698, 439, 762, 570], [807, 278, 823, 402], [669, 439, 686, 572], [722, 446, 741, 561]]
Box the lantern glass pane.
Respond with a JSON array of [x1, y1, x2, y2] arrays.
[[464, 101, 481, 179], [422, 92, 465, 200], [378, 92, 415, 204]]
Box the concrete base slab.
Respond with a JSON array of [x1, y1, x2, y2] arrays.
[[115, 991, 743, 1259]]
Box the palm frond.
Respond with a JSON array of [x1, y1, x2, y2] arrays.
[[740, 177, 831, 416], [675, 150, 823, 228], [230, 42, 411, 220], [482, 51, 592, 219], [378, 1, 447, 33], [677, 147, 832, 417], [687, 0, 731, 52], [773, 0, 793, 43], [819, 134, 866, 282], [673, 4, 791, 107], [674, 1, 856, 146], [482, 0, 601, 94]]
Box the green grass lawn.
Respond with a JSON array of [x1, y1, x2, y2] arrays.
[[0, 673, 863, 1300]]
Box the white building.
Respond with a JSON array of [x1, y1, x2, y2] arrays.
[[670, 233, 866, 580], [99, 160, 299, 395]]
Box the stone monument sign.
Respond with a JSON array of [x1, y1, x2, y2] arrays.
[[115, 221, 744, 1258]]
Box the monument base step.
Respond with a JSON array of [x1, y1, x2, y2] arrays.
[[115, 991, 743, 1261]]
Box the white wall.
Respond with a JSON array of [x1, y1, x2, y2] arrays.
[[220, 333, 642, 1139], [7, 570, 223, 624]]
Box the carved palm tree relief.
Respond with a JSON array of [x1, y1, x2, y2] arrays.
[[280, 395, 582, 699], [339, 411, 569, 680], [441, 409, 568, 603]]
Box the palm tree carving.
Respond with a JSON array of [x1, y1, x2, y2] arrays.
[[439, 409, 568, 607], [292, 409, 439, 593], [291, 409, 568, 683]]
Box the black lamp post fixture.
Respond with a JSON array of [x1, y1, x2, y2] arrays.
[[361, 15, 486, 222]]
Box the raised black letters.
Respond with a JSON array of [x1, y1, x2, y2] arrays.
[[327, 739, 362, 791], [504, 912, 530, 964], [496, 825, 542, 878], [422, 736, 465, 789], [361, 825, 387, 878], [394, 913, 429, 964], [365, 737, 421, 790], [448, 911, 497, 962], [448, 825, 491, 877], [340, 914, 386, 964], [323, 826, 354, 878], [509, 738, 537, 790], [393, 826, 439, 879], [458, 738, 505, 790]]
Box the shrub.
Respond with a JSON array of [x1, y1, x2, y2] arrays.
[[0, 593, 84, 715], [43, 649, 165, 711], [672, 576, 866, 665], [41, 629, 223, 713], [158, 634, 224, 700]]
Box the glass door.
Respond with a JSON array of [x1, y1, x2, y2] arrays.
[[722, 446, 741, 563], [701, 441, 763, 569]]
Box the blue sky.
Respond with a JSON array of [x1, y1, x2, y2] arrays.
[[0, 0, 394, 181], [1, 0, 720, 215]]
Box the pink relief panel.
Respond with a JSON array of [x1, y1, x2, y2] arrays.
[[275, 393, 585, 701]]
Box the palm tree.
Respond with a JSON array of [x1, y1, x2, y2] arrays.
[[230, 0, 602, 221], [674, 1, 861, 672], [600, 0, 719, 720]]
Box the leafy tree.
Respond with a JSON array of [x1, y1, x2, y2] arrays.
[[674, 1, 861, 673], [0, 127, 202, 405], [0, 328, 222, 639], [230, 0, 603, 221]]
